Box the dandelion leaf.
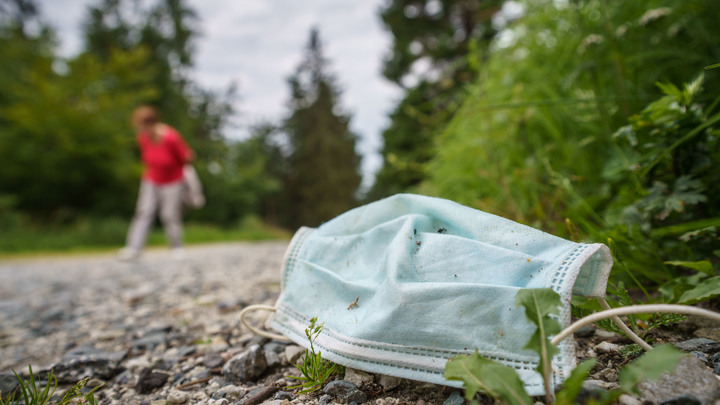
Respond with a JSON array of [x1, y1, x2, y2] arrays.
[[444, 352, 531, 405], [515, 289, 562, 382], [678, 276, 720, 304]]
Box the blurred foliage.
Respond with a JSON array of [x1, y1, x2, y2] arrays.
[[0, 215, 289, 257], [0, 1, 364, 250], [0, 0, 276, 246], [370, 0, 503, 198], [413, 0, 720, 290]]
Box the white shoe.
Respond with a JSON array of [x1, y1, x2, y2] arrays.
[[171, 247, 186, 261], [117, 247, 140, 261]]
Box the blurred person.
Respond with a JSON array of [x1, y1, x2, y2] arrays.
[[118, 105, 194, 261]]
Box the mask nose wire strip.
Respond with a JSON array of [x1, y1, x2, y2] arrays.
[[597, 297, 653, 351], [551, 304, 720, 347], [239, 304, 292, 342]]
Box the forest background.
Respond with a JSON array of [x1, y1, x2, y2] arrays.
[[1, 0, 719, 301]]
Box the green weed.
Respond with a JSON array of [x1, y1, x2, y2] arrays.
[[0, 365, 101, 405], [286, 317, 341, 393]]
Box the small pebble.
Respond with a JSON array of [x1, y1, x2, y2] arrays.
[[166, 390, 189, 404], [594, 341, 620, 354], [284, 345, 305, 364], [378, 374, 402, 391], [442, 391, 464, 405], [344, 367, 374, 386], [618, 394, 643, 405], [689, 351, 709, 364], [674, 338, 720, 353]]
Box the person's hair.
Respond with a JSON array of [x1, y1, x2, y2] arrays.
[[131, 105, 159, 129]]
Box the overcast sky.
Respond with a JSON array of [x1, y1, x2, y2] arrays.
[[36, 0, 402, 189]]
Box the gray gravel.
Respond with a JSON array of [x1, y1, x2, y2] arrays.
[[3, 243, 719, 404], [0, 242, 457, 405]]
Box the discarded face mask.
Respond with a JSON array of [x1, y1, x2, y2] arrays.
[[254, 194, 612, 395]]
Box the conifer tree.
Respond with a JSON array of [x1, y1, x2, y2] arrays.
[[283, 28, 362, 228]]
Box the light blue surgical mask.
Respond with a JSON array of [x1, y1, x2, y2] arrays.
[[252, 194, 612, 396]]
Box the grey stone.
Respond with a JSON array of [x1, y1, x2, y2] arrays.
[[694, 328, 720, 343], [712, 352, 720, 375], [167, 390, 189, 404], [264, 342, 288, 355], [284, 345, 305, 364], [319, 394, 333, 405], [176, 345, 197, 358], [674, 338, 720, 353], [443, 391, 464, 405], [215, 384, 246, 400], [637, 355, 720, 404], [187, 367, 210, 381], [324, 380, 367, 403], [324, 379, 359, 396], [49, 348, 128, 383], [377, 374, 402, 391], [618, 394, 643, 405], [345, 389, 368, 403], [0, 372, 19, 401], [265, 349, 281, 368], [113, 369, 134, 385], [135, 368, 170, 394], [222, 344, 267, 382], [344, 368, 373, 387], [690, 351, 709, 365], [204, 352, 225, 368], [594, 341, 620, 354], [133, 332, 168, 351], [273, 391, 295, 401]]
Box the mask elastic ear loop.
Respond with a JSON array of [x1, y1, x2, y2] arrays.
[[551, 304, 720, 348], [239, 304, 291, 342], [597, 297, 653, 351]]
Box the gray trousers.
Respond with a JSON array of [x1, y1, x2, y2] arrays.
[[125, 180, 184, 251]]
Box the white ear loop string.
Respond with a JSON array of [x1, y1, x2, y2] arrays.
[[597, 297, 653, 351], [552, 303, 720, 347], [239, 304, 291, 342]]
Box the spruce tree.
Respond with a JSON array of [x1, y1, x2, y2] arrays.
[[283, 28, 362, 228]]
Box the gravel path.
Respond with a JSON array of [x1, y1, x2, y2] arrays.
[[2, 243, 719, 404], [0, 242, 453, 405], [0, 242, 287, 374]]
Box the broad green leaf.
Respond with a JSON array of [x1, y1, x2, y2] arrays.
[[515, 288, 562, 398], [658, 273, 705, 302], [619, 344, 684, 394], [665, 260, 714, 276], [444, 352, 531, 405], [555, 358, 597, 405], [678, 276, 720, 304]]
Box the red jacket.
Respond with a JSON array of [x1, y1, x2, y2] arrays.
[[137, 126, 192, 184]]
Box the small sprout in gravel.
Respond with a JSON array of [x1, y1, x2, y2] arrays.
[[286, 317, 341, 393]]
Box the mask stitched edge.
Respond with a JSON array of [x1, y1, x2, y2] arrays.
[[272, 304, 548, 395]]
